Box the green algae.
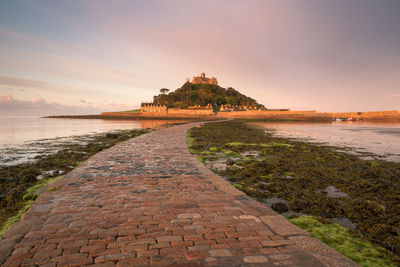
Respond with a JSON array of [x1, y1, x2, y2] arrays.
[[290, 216, 396, 267], [0, 175, 62, 235], [225, 141, 293, 148], [0, 200, 34, 236], [233, 183, 244, 191], [188, 120, 400, 264], [223, 150, 240, 156]]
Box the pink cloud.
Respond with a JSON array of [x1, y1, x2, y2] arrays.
[[0, 94, 134, 116], [0, 94, 103, 116]]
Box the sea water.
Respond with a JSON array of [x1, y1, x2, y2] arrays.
[[252, 121, 400, 162], [0, 116, 179, 165]]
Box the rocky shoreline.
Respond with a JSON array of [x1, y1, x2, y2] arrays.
[[188, 120, 400, 266], [44, 114, 219, 120]]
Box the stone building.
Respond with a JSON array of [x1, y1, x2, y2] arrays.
[[190, 72, 218, 85], [188, 103, 213, 110], [139, 102, 214, 117], [140, 103, 167, 113], [219, 104, 259, 111]]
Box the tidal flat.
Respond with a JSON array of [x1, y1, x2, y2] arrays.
[[0, 128, 150, 233], [188, 120, 400, 266]]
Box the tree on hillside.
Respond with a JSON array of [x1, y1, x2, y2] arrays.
[[152, 82, 264, 109], [160, 88, 170, 95]]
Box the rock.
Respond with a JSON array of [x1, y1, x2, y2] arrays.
[[281, 175, 294, 180], [106, 133, 118, 139], [324, 186, 348, 198], [271, 202, 289, 213]]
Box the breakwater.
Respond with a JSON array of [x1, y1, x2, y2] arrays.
[[46, 109, 400, 122]]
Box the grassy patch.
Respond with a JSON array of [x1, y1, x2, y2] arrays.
[[121, 109, 141, 113], [290, 216, 396, 267]]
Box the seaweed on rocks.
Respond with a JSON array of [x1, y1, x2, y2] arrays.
[[188, 120, 400, 264]]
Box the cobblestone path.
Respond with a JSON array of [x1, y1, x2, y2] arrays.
[[0, 122, 357, 267]]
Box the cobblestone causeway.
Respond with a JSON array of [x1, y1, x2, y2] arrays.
[[0, 122, 358, 266]]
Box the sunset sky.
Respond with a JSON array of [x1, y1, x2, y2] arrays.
[[1, 0, 400, 115]]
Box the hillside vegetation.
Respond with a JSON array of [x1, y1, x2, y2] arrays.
[[153, 82, 264, 109]]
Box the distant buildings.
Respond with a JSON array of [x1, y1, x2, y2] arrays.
[[140, 103, 167, 113], [189, 72, 218, 85], [140, 102, 214, 116], [219, 104, 261, 111]]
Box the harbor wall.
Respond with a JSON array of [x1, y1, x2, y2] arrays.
[[77, 109, 400, 121], [325, 110, 400, 119]]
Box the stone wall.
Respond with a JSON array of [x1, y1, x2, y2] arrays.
[[216, 110, 400, 120], [217, 110, 326, 118], [326, 110, 400, 119], [101, 109, 400, 121], [100, 112, 142, 117], [168, 108, 215, 116]]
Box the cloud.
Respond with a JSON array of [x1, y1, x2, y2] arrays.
[[79, 99, 93, 105], [382, 94, 400, 98], [0, 94, 103, 116], [0, 75, 53, 91]]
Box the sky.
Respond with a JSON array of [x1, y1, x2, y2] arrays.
[[0, 0, 400, 115]]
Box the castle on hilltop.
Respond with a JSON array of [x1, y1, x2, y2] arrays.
[[188, 72, 218, 85]]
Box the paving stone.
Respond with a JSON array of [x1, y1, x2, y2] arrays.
[[177, 213, 202, 219], [261, 239, 294, 247], [208, 249, 232, 257], [156, 235, 182, 243], [243, 255, 268, 263], [49, 253, 93, 266], [184, 251, 208, 260], [149, 242, 171, 249], [117, 258, 149, 266], [188, 245, 210, 251], [0, 122, 358, 267], [84, 263, 116, 267], [94, 252, 136, 263]]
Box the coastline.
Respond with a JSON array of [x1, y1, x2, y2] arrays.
[[44, 114, 220, 121], [44, 110, 400, 122], [188, 120, 400, 266]]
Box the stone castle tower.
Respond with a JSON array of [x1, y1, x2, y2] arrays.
[[190, 72, 218, 85]]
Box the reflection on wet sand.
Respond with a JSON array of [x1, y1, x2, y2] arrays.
[[0, 117, 191, 166], [139, 119, 189, 129], [251, 121, 400, 162]]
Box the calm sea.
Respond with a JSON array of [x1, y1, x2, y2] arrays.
[[0, 116, 180, 165], [1, 117, 399, 165], [252, 121, 400, 162]]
